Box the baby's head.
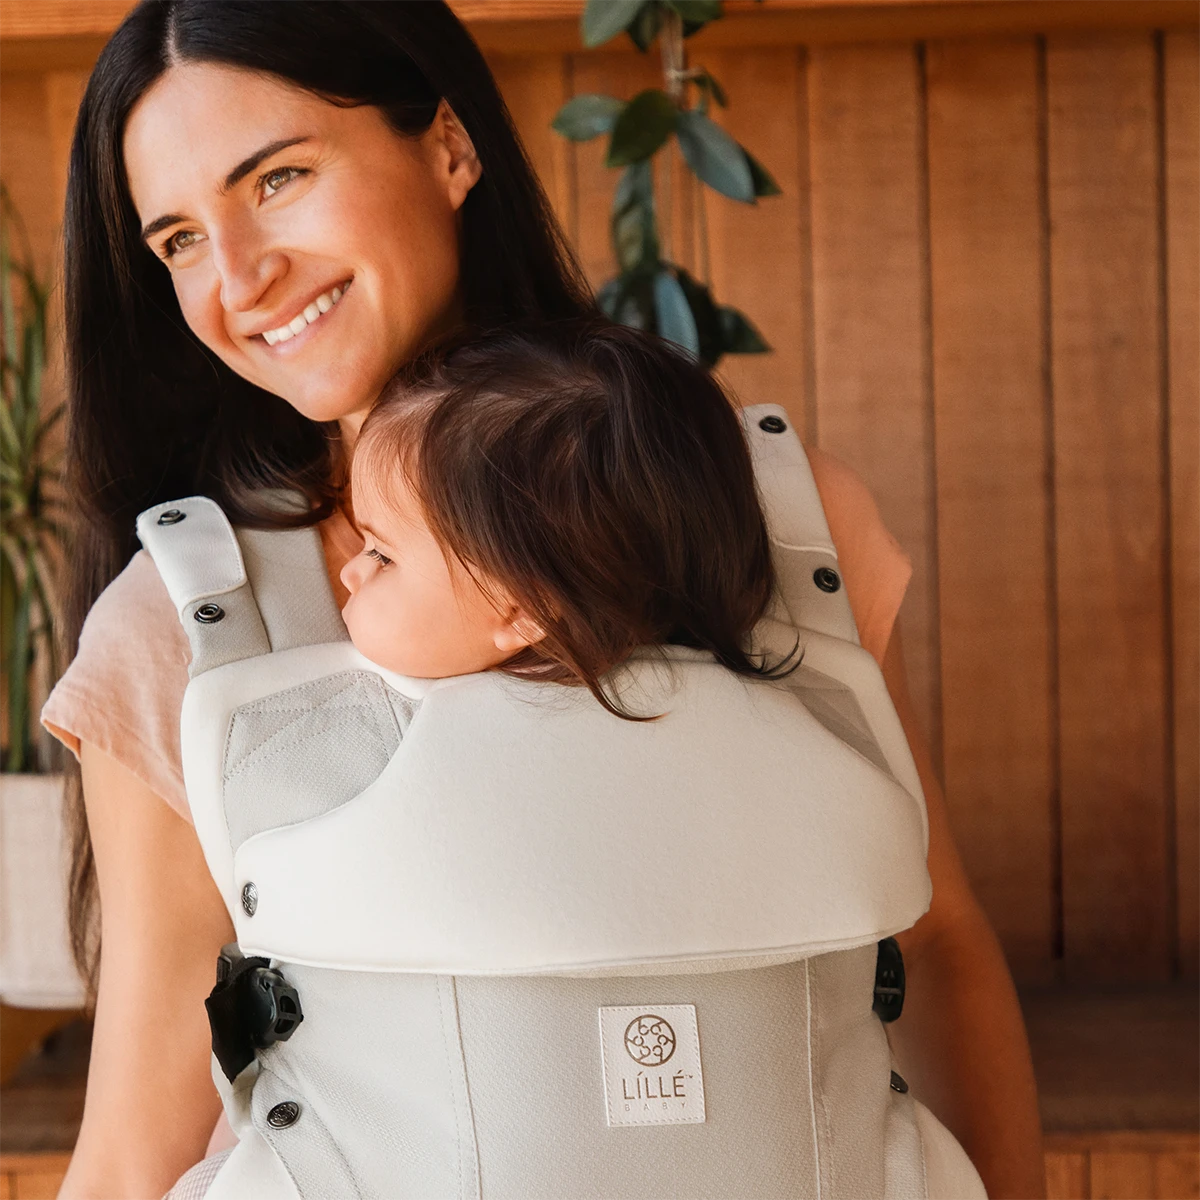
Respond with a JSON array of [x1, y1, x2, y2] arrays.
[[342, 319, 781, 713]]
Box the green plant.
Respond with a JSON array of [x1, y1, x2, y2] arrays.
[[554, 0, 777, 367], [1, 186, 65, 773]]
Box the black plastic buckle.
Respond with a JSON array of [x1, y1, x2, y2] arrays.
[[206, 943, 303, 1082], [872, 936, 906, 1023]]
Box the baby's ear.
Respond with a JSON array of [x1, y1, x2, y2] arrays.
[[492, 608, 547, 654]]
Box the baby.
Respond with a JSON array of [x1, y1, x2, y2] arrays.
[[339, 318, 794, 712]]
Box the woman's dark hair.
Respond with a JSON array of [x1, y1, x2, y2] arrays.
[[62, 0, 594, 993], [356, 319, 795, 720]]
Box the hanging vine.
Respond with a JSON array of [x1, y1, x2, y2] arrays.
[[553, 0, 779, 368]]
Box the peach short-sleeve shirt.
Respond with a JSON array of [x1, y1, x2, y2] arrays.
[[43, 446, 911, 822]]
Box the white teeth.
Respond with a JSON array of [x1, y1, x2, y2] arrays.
[[260, 280, 351, 345]]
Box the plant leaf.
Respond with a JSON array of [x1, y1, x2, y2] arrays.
[[582, 0, 647, 48], [744, 147, 782, 197], [718, 304, 770, 354], [695, 69, 728, 108], [611, 162, 659, 273], [607, 89, 678, 168], [665, 0, 724, 24], [673, 266, 724, 367], [552, 94, 625, 142], [626, 0, 662, 51], [675, 110, 754, 203], [654, 269, 700, 356]]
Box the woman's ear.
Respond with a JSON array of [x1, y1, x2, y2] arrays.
[[492, 606, 547, 655], [430, 98, 482, 211]]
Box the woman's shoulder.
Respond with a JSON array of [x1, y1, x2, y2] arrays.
[[42, 550, 192, 819], [803, 444, 912, 666]]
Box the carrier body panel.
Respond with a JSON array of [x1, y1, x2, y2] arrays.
[[146, 406, 986, 1199]]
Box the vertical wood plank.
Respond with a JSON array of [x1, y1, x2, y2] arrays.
[[700, 47, 813, 434], [0, 73, 56, 275], [1164, 29, 1200, 981], [568, 51, 662, 292], [1047, 33, 1170, 980], [1155, 1150, 1200, 1200], [807, 42, 941, 754], [925, 37, 1055, 979], [1045, 1152, 1089, 1200], [486, 53, 576, 243], [9, 1172, 65, 1200], [1090, 1151, 1157, 1200]]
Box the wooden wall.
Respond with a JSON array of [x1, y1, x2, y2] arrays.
[[1, 1, 1196, 987], [490, 20, 1199, 989]]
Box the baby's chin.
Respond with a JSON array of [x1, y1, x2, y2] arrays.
[[346, 634, 500, 681]]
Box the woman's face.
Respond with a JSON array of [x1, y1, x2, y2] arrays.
[[124, 62, 481, 429]]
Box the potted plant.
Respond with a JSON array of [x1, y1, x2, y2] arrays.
[[0, 185, 84, 1018]]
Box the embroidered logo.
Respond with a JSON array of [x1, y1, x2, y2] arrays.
[[600, 1004, 705, 1127], [624, 1015, 676, 1066]]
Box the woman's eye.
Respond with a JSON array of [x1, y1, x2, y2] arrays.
[[161, 229, 199, 259], [260, 166, 305, 199], [365, 547, 393, 567]]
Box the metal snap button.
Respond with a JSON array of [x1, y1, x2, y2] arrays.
[[157, 509, 186, 526], [758, 414, 787, 434], [267, 1101, 300, 1129], [813, 566, 841, 593], [890, 1070, 909, 1094], [241, 882, 258, 917], [194, 603, 225, 624]]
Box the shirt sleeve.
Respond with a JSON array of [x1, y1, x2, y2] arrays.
[[805, 445, 913, 667], [41, 550, 193, 822]]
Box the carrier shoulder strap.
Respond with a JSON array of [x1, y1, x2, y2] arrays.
[[738, 403, 860, 646], [138, 411, 854, 676], [136, 497, 348, 678]]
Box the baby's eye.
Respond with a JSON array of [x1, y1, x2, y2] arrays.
[[365, 546, 393, 566]]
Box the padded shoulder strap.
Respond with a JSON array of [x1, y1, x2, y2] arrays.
[[739, 404, 861, 646], [137, 496, 348, 678]]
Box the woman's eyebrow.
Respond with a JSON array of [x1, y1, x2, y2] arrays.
[[139, 135, 314, 244]]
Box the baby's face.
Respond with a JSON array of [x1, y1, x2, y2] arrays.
[[341, 466, 529, 678]]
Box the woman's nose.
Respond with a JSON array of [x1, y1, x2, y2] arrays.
[[211, 224, 287, 313]]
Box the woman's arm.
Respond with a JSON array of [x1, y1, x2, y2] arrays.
[[58, 744, 234, 1200], [882, 631, 1047, 1200]]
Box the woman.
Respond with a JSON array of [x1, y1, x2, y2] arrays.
[[43, 3, 1045, 1197]]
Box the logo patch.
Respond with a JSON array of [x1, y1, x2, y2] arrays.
[[599, 1004, 705, 1127]]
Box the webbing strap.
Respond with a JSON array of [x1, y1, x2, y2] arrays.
[[136, 496, 348, 678]]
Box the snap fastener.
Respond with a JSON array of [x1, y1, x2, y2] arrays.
[[267, 1101, 300, 1129], [758, 414, 787, 434], [813, 566, 841, 593], [194, 603, 225, 624], [241, 882, 258, 917], [157, 509, 186, 526], [890, 1070, 909, 1094]]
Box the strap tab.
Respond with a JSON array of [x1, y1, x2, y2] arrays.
[[740, 405, 861, 646], [138, 498, 269, 677]]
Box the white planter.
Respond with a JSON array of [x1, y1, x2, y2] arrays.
[[0, 773, 87, 1008]]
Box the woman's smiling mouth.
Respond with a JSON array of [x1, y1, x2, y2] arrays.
[[259, 278, 353, 346]]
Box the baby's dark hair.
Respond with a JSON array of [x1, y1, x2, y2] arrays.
[[354, 318, 794, 718]]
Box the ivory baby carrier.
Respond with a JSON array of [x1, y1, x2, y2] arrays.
[[145, 405, 986, 1200]]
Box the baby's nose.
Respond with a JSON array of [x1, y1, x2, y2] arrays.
[[340, 557, 362, 594]]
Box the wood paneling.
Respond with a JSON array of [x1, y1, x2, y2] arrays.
[[701, 47, 813, 438], [807, 43, 941, 757], [925, 38, 1055, 978], [1164, 30, 1199, 982], [1046, 34, 1170, 981]]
